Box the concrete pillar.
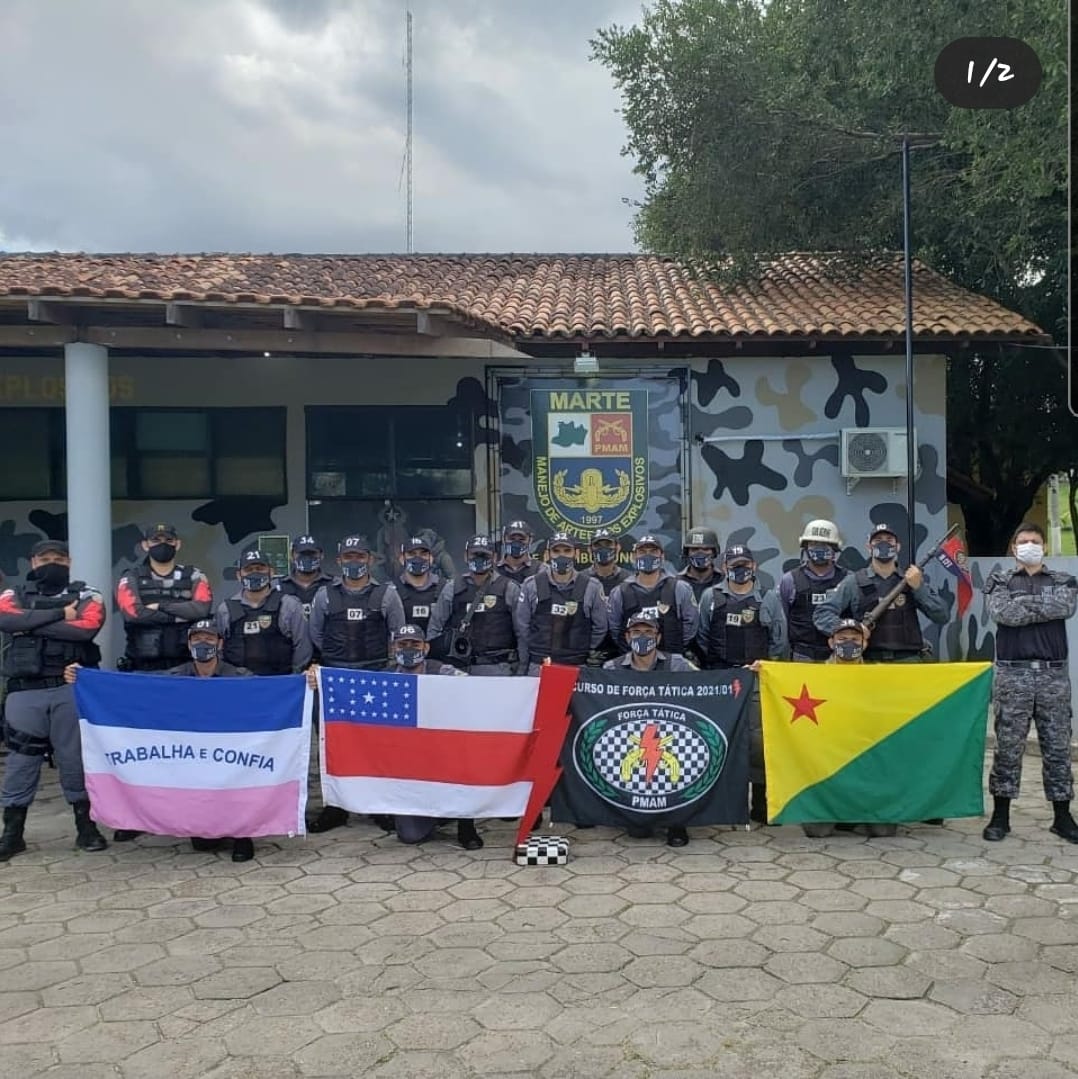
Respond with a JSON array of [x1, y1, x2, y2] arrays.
[[64, 342, 114, 667]]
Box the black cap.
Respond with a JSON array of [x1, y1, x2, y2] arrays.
[[187, 619, 219, 637], [626, 611, 660, 629], [503, 520, 533, 538], [549, 531, 577, 547], [634, 534, 664, 549], [339, 535, 371, 553], [144, 523, 178, 540], [869, 523, 897, 540], [31, 539, 68, 558], [723, 545, 755, 563], [466, 535, 494, 553], [401, 536, 432, 553], [392, 624, 427, 643], [239, 550, 271, 568], [833, 618, 867, 635], [292, 535, 321, 553], [591, 529, 617, 543]]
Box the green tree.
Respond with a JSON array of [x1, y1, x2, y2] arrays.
[[593, 0, 1072, 554]]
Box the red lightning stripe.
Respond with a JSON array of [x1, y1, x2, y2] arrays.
[[639, 723, 664, 786]]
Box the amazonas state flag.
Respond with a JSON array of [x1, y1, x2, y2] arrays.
[[760, 662, 992, 824]]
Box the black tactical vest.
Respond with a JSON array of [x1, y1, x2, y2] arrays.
[[451, 574, 515, 657], [320, 582, 390, 668], [496, 560, 538, 585], [855, 568, 923, 653], [702, 588, 770, 667], [529, 574, 593, 664], [584, 564, 628, 598], [678, 568, 719, 603], [3, 582, 101, 680], [787, 565, 848, 659], [123, 563, 198, 664], [395, 577, 440, 635], [278, 575, 333, 619], [223, 591, 294, 675], [618, 577, 683, 653]]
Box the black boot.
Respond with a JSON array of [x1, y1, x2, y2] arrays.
[[113, 830, 144, 842], [307, 805, 348, 833], [369, 814, 395, 832], [750, 784, 768, 825], [72, 801, 107, 852], [666, 825, 689, 847], [0, 805, 28, 861], [982, 796, 1011, 841], [231, 838, 255, 862], [190, 837, 221, 852], [457, 819, 483, 850], [1050, 800, 1078, 843]]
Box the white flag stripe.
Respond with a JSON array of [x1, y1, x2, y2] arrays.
[[321, 776, 532, 818], [79, 722, 308, 791], [414, 675, 541, 732]]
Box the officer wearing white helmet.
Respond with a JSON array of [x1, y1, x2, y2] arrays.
[[779, 519, 849, 662]]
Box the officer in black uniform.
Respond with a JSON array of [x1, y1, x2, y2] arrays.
[[779, 519, 849, 662], [395, 535, 443, 642], [428, 536, 522, 675], [307, 535, 405, 833], [496, 521, 540, 585], [677, 526, 721, 602], [583, 528, 628, 598], [116, 523, 214, 673], [277, 536, 335, 624]]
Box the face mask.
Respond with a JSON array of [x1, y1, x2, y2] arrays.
[[468, 556, 493, 574], [1016, 542, 1044, 565], [872, 542, 897, 563], [688, 553, 713, 570], [28, 563, 70, 592], [404, 557, 430, 576], [293, 554, 321, 574], [635, 554, 662, 573], [728, 566, 755, 585], [148, 542, 177, 563], [805, 546, 833, 565], [629, 635, 658, 656], [592, 546, 617, 565], [505, 541, 527, 559], [395, 649, 424, 668], [190, 642, 218, 663], [834, 640, 863, 661], [341, 562, 368, 580], [551, 556, 575, 574], [242, 573, 270, 592]]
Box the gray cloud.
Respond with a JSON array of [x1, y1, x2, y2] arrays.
[[0, 0, 644, 253]]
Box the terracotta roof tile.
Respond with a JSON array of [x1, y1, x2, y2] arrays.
[[0, 252, 1044, 341]]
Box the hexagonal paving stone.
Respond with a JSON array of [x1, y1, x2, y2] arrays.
[[57, 1020, 160, 1063], [929, 979, 1020, 1015], [622, 955, 699, 989], [250, 981, 340, 1017], [224, 1016, 323, 1057], [845, 966, 932, 1000], [986, 962, 1076, 997], [775, 983, 868, 1018], [0, 1004, 98, 1046], [682, 913, 757, 940], [753, 925, 830, 952], [616, 883, 685, 905], [42, 974, 133, 1007], [688, 939, 772, 968], [3, 960, 79, 991], [883, 922, 961, 951], [1011, 917, 1078, 945], [696, 968, 784, 1002], [961, 933, 1041, 964], [549, 944, 629, 975], [133, 955, 222, 987], [766, 952, 848, 985], [100, 987, 193, 1022], [1015, 994, 1078, 1034], [458, 1029, 555, 1074], [192, 967, 282, 1000], [828, 937, 907, 968], [796, 1018, 897, 1062], [948, 1015, 1052, 1058]]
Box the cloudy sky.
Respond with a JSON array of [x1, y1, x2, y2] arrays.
[[0, 0, 646, 254]]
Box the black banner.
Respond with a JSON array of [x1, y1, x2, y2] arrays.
[[551, 669, 753, 829]]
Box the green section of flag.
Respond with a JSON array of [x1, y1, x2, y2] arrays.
[[773, 669, 990, 825]]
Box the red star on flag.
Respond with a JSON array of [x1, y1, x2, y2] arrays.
[[784, 683, 826, 725]]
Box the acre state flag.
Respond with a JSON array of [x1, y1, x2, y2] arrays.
[[760, 661, 992, 824]]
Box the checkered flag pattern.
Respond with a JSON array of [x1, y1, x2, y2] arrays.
[[592, 723, 709, 796], [514, 835, 569, 866]]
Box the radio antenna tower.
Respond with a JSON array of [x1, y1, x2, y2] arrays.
[[404, 5, 414, 253]]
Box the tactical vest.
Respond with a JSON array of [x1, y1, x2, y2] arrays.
[[618, 577, 683, 654], [702, 588, 770, 667], [395, 577, 439, 635], [123, 563, 197, 664], [496, 561, 537, 585], [787, 565, 848, 659], [223, 591, 294, 675], [855, 568, 923, 653], [529, 574, 593, 664], [585, 565, 628, 598], [278, 575, 333, 619], [451, 574, 515, 657], [3, 582, 102, 680], [678, 569, 719, 603], [320, 582, 390, 668]]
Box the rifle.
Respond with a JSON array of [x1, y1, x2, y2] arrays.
[[862, 523, 960, 629]]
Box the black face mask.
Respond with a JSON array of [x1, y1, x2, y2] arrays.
[[551, 556, 575, 574], [468, 556, 493, 574], [872, 542, 897, 563], [728, 566, 755, 585], [834, 640, 864, 661], [190, 642, 218, 663], [293, 554, 321, 574], [148, 542, 177, 564], [404, 557, 431, 577], [592, 547, 617, 565], [28, 563, 70, 593]]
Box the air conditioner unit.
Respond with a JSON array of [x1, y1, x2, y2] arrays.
[[841, 427, 916, 492]]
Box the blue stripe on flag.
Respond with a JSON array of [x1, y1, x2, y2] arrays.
[[75, 669, 306, 733], [321, 668, 419, 728]]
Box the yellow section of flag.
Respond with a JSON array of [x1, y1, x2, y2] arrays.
[[759, 661, 992, 811]]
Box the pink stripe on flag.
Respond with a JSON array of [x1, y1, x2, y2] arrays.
[[85, 773, 303, 839]]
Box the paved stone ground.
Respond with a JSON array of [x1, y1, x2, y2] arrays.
[[2, 773, 1078, 1079]]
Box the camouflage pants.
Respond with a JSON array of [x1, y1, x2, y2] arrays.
[[989, 665, 1074, 801]]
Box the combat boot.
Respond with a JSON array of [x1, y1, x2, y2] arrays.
[[72, 801, 107, 852], [749, 784, 768, 824], [1050, 801, 1078, 844], [457, 819, 483, 850], [983, 796, 1011, 842], [0, 805, 28, 861]]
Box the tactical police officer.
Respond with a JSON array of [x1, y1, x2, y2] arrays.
[[516, 532, 608, 674], [603, 611, 697, 847], [116, 523, 213, 674], [0, 540, 108, 861], [678, 526, 721, 602], [277, 536, 335, 624], [608, 535, 699, 657], [696, 544, 788, 824], [583, 528, 628, 597], [395, 536, 442, 641], [428, 536, 522, 675], [497, 521, 540, 585], [779, 519, 848, 662], [983, 522, 1078, 844], [813, 523, 949, 661]]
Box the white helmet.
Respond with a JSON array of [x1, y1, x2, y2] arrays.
[[799, 519, 842, 547]]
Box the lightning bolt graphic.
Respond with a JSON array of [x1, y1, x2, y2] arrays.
[[732, 677, 742, 699], [639, 723, 664, 786]]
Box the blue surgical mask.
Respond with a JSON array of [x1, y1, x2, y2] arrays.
[[468, 555, 493, 574], [629, 635, 657, 656], [805, 546, 834, 565], [872, 542, 897, 563], [551, 556, 575, 574], [341, 562, 369, 580], [505, 541, 528, 558], [293, 554, 321, 574], [394, 648, 424, 668], [592, 546, 617, 565], [728, 566, 755, 585], [834, 640, 863, 660], [190, 642, 218, 663], [405, 557, 431, 576], [242, 573, 270, 592], [635, 554, 662, 573], [688, 553, 713, 570]]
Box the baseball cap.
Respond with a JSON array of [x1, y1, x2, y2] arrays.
[[591, 529, 617, 543], [503, 520, 532, 538], [549, 531, 577, 547], [144, 523, 178, 540], [392, 624, 427, 643], [239, 550, 271, 568], [626, 611, 660, 629], [833, 618, 867, 634], [292, 535, 321, 552], [466, 535, 494, 553], [187, 619, 219, 637], [869, 523, 898, 540], [339, 535, 371, 553], [401, 536, 432, 553], [31, 539, 69, 558], [723, 545, 755, 563], [634, 534, 664, 549]]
